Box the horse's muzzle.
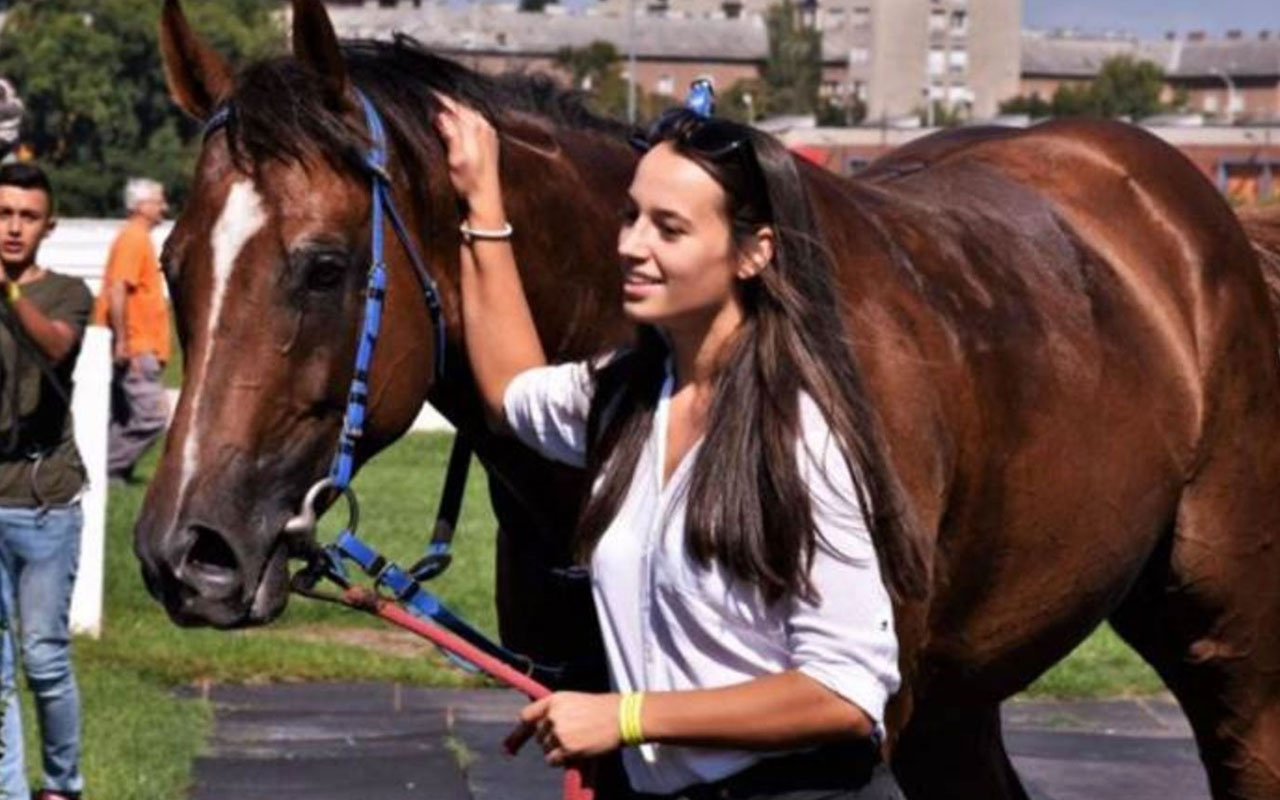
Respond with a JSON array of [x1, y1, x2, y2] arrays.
[[137, 519, 291, 628]]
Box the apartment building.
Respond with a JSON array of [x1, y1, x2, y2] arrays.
[[322, 0, 1020, 124], [1021, 30, 1280, 123], [868, 0, 1019, 122]]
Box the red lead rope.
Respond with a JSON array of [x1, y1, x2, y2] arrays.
[[341, 587, 596, 800]]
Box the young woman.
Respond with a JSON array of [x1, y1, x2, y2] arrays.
[[435, 96, 920, 799]]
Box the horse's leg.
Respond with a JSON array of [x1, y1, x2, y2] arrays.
[[1109, 456, 1280, 798], [892, 703, 1030, 800]]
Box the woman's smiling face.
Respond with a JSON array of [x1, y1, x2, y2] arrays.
[[617, 142, 756, 335]]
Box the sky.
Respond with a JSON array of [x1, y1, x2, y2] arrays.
[[1023, 0, 1278, 38]]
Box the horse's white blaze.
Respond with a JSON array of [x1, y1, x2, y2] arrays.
[[177, 180, 267, 510]]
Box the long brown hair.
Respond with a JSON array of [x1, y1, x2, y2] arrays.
[[577, 112, 927, 604]]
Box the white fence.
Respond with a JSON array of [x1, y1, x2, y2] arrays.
[[68, 328, 109, 637], [45, 220, 144, 637], [41, 218, 172, 295]]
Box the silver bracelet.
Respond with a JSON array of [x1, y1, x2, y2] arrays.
[[459, 221, 514, 243]]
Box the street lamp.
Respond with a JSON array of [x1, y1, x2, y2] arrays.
[[1210, 66, 1238, 125], [626, 0, 637, 124]]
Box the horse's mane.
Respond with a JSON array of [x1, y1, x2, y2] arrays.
[[225, 34, 635, 172]]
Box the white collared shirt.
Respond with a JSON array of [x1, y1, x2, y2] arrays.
[[503, 359, 899, 795]]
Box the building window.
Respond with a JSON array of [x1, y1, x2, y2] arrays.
[[848, 47, 869, 65], [951, 10, 967, 34], [928, 48, 946, 76], [1202, 94, 1219, 113], [929, 9, 947, 32], [656, 74, 674, 96]]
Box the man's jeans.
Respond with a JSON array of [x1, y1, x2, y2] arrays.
[[0, 504, 83, 798]]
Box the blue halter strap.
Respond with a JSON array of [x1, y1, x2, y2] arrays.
[[329, 90, 448, 490]]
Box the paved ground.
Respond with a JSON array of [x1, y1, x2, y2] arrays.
[[185, 684, 1209, 800]]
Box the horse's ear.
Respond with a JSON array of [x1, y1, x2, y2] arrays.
[[291, 0, 348, 110], [159, 0, 233, 121]]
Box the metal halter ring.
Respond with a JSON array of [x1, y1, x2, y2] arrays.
[[282, 477, 361, 544]]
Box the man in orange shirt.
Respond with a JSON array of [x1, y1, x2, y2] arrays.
[[93, 178, 170, 484]]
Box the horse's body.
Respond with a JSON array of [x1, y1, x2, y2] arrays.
[[1242, 204, 1280, 318], [136, 2, 1280, 797]]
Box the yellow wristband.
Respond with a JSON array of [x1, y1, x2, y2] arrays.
[[618, 692, 645, 747], [6, 282, 19, 304]]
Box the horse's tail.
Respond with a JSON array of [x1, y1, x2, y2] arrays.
[[1240, 205, 1280, 323]]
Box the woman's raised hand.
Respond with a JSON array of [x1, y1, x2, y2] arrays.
[[433, 93, 505, 221]]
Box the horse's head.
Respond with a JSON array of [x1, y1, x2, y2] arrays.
[[136, 0, 452, 627], [137, 0, 635, 629]]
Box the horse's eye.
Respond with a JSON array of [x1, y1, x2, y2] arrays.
[[306, 252, 349, 292]]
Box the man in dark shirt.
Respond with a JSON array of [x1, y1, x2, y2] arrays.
[[0, 163, 91, 800]]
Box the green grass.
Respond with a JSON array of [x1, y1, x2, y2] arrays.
[[45, 431, 1165, 798], [1027, 624, 1164, 698], [26, 432, 498, 799]]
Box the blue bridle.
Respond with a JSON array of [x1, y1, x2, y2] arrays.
[[332, 90, 448, 489]]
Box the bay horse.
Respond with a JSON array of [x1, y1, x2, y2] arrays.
[[135, 1, 1280, 797]]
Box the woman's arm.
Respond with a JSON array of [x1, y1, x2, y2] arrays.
[[641, 671, 874, 747], [434, 96, 546, 428], [510, 672, 873, 766]]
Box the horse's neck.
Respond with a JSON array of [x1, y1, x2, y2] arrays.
[[429, 125, 636, 536], [502, 126, 636, 360]]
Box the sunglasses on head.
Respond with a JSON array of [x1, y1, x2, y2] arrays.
[[630, 108, 751, 159]]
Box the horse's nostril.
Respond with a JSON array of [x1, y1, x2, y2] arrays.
[[185, 524, 239, 578]]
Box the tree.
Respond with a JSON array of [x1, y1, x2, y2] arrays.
[[551, 41, 677, 121], [719, 78, 765, 123], [816, 95, 865, 127], [998, 92, 1052, 118], [761, 0, 822, 117], [1050, 83, 1095, 117], [997, 56, 1171, 122], [552, 41, 630, 118], [0, 0, 283, 215], [1089, 56, 1166, 119], [926, 100, 966, 128]]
